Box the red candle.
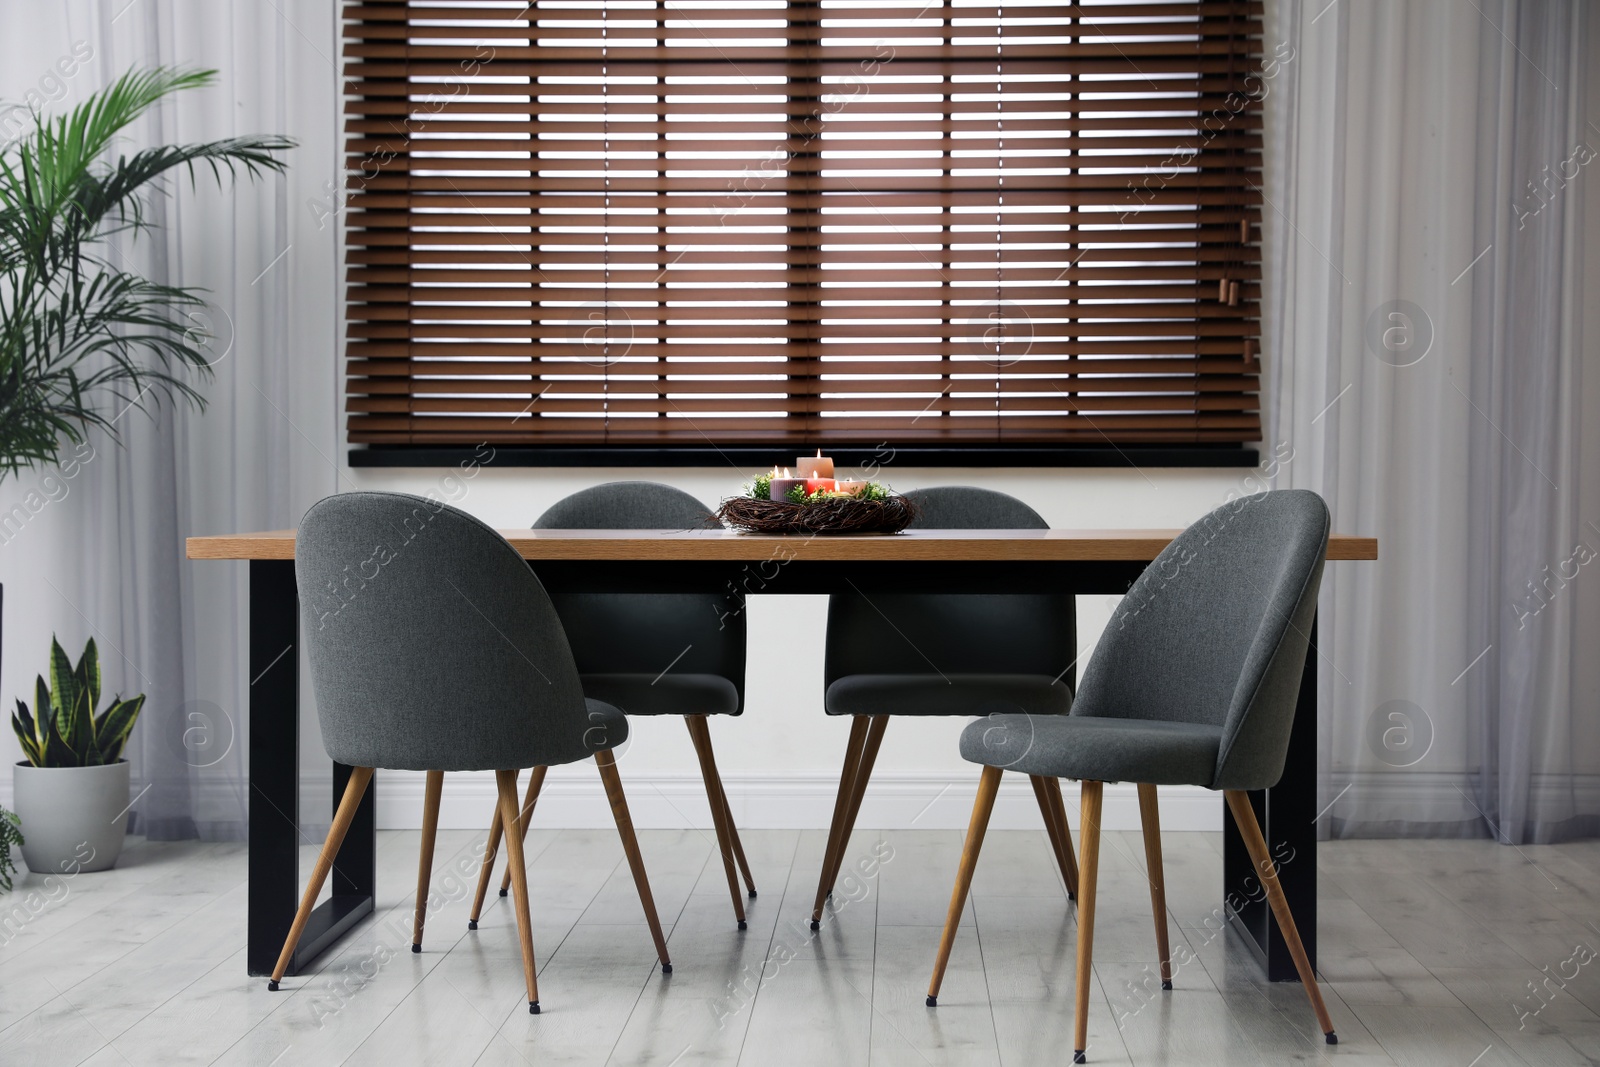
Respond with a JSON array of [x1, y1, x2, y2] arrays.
[[805, 476, 837, 495]]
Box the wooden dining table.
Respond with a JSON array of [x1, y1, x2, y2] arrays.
[[186, 525, 1377, 982]]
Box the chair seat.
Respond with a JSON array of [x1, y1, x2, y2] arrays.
[[580, 673, 739, 717], [825, 674, 1072, 717], [959, 713, 1223, 785]]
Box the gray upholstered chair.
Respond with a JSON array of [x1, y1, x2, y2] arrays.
[[273, 491, 671, 1014], [926, 489, 1337, 1061], [809, 486, 1078, 929], [468, 482, 757, 930]]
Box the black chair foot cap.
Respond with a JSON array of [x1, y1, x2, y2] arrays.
[[499, 888, 508, 897], [1326, 1032, 1337, 1045], [267, 981, 280, 992], [748, 889, 758, 898], [661, 963, 673, 975], [737, 920, 747, 930], [411, 943, 421, 954], [925, 996, 937, 1007], [1161, 980, 1172, 990], [467, 920, 478, 930], [1073, 1052, 1086, 1064], [1068, 892, 1077, 901], [529, 1001, 540, 1015], [809, 920, 820, 931]]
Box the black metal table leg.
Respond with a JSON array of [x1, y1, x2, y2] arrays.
[[1225, 613, 1318, 981], [246, 560, 374, 976]]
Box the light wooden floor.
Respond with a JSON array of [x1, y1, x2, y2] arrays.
[[2, 824, 1598, 1066]]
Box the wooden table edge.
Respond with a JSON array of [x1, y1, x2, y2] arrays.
[[186, 530, 1378, 562]]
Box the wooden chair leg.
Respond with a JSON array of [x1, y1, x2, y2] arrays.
[[596, 749, 673, 973], [412, 770, 444, 952], [926, 765, 1002, 1006], [1045, 776, 1080, 898], [469, 786, 506, 928], [720, 777, 757, 898], [1136, 783, 1172, 988], [811, 715, 870, 927], [686, 716, 747, 927], [269, 766, 374, 988], [1073, 780, 1103, 1064], [495, 769, 542, 1014], [498, 766, 549, 897], [1225, 790, 1337, 1044], [819, 715, 889, 911], [703, 724, 757, 898], [1030, 774, 1078, 900]]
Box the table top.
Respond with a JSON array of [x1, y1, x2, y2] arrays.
[[187, 527, 1379, 562]]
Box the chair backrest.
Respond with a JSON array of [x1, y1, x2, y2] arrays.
[[1071, 489, 1330, 790], [824, 486, 1076, 684], [297, 491, 593, 771], [535, 481, 721, 530], [904, 485, 1050, 530], [534, 482, 745, 707]]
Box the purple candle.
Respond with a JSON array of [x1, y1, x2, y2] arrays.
[[769, 478, 807, 501], [768, 468, 807, 501]]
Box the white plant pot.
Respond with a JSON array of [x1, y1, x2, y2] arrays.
[[12, 760, 130, 874]]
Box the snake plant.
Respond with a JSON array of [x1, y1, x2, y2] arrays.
[[0, 806, 20, 891], [10, 635, 144, 767]]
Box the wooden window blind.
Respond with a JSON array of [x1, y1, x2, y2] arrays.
[[342, 0, 1262, 450]]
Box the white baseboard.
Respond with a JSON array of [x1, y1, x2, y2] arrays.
[[0, 772, 1222, 833], [360, 771, 1224, 833], [18, 769, 1593, 836]]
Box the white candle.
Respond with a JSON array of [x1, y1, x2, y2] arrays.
[[795, 450, 834, 479]]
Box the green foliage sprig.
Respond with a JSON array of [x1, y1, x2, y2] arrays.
[[0, 806, 21, 892], [0, 67, 294, 480], [746, 476, 892, 504], [11, 635, 145, 767]]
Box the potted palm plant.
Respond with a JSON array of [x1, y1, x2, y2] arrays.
[[11, 637, 143, 872], [1, 68, 292, 869]]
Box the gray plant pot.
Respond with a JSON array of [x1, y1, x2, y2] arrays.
[[12, 760, 130, 874]]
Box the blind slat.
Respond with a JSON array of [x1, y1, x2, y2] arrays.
[[342, 0, 1263, 448]]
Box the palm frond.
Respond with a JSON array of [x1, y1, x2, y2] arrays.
[[0, 65, 294, 480]]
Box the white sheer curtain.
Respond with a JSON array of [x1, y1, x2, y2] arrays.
[[1264, 0, 1600, 842], [0, 0, 340, 840]]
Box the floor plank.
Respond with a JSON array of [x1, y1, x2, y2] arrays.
[[5, 830, 1600, 1065]]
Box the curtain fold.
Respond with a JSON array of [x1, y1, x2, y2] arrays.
[[0, 0, 339, 841], [1265, 0, 1598, 843]]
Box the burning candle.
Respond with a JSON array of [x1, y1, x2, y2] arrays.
[[805, 476, 837, 495], [768, 467, 806, 501], [795, 450, 834, 479], [835, 480, 867, 496]]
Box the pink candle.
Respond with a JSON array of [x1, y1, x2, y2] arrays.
[[835, 480, 867, 496]]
